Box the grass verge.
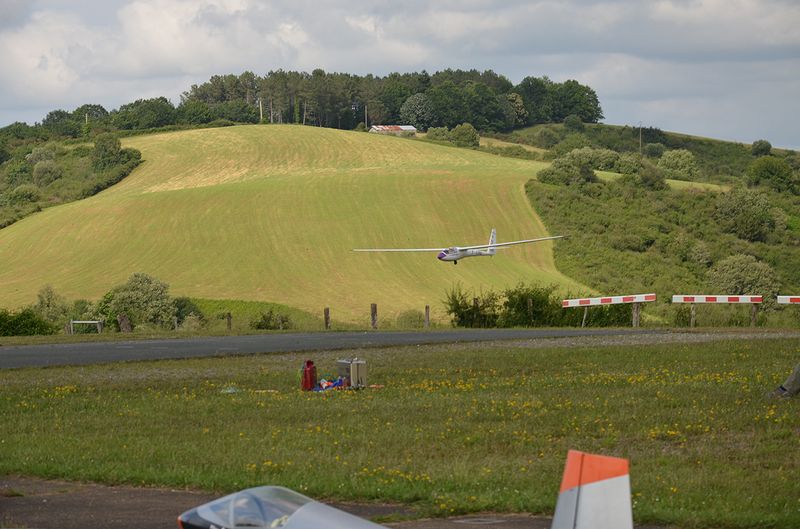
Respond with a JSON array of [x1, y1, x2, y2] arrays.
[[1, 338, 798, 528]]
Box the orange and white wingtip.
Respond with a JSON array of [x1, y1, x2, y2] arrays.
[[551, 450, 633, 529]]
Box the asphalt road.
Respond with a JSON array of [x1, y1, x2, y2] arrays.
[[0, 328, 665, 369]]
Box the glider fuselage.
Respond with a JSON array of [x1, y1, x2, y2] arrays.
[[437, 247, 494, 262]]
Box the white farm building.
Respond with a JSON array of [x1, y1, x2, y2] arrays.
[[368, 125, 417, 135]]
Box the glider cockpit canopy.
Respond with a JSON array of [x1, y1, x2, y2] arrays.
[[178, 486, 386, 529]]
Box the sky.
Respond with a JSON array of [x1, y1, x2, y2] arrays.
[[1, 0, 798, 148]]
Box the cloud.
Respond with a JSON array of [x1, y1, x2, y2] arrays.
[[0, 11, 92, 104], [0, 0, 798, 147], [0, 0, 33, 28]]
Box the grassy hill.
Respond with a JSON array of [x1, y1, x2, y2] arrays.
[[0, 125, 582, 324]]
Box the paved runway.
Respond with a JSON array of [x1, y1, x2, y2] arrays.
[[0, 328, 664, 369]]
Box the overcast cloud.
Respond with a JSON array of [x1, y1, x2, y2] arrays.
[[1, 0, 798, 147]]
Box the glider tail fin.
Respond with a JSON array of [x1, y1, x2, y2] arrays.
[[487, 228, 497, 255], [551, 450, 633, 529]]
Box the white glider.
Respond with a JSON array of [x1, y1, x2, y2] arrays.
[[353, 228, 565, 264]]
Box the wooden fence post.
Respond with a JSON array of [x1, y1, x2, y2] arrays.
[[424, 305, 430, 329], [750, 303, 758, 327], [632, 302, 641, 328], [226, 312, 232, 332], [173, 316, 179, 330], [324, 307, 331, 330], [690, 304, 697, 328], [527, 298, 534, 320], [370, 303, 378, 330], [581, 306, 589, 328]]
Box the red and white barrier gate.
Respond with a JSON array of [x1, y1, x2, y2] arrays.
[[671, 295, 762, 327], [778, 296, 800, 304], [561, 293, 656, 328]]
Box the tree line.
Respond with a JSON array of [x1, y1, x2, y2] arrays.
[[0, 68, 603, 150]]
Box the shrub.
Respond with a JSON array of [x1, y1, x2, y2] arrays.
[[636, 161, 667, 190], [551, 133, 593, 157], [563, 114, 584, 132], [657, 149, 699, 180], [426, 127, 452, 142], [180, 313, 204, 332], [250, 310, 292, 330], [706, 254, 780, 309], [443, 283, 500, 328], [396, 309, 426, 329], [0, 308, 56, 336], [643, 142, 665, 158], [497, 283, 564, 327], [80, 149, 141, 198], [614, 152, 643, 175], [537, 157, 596, 186], [25, 145, 56, 164], [715, 188, 775, 242], [174, 297, 205, 325], [96, 273, 176, 330], [33, 160, 63, 186], [3, 159, 32, 187], [35, 285, 69, 327], [746, 156, 796, 193], [207, 119, 235, 128], [534, 127, 561, 149], [7, 184, 40, 205], [92, 133, 121, 170], [751, 139, 772, 157], [563, 147, 619, 171], [445, 282, 633, 328], [451, 123, 480, 148], [68, 299, 96, 332], [354, 122, 367, 132]]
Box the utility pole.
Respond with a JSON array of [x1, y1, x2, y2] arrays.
[[638, 121, 642, 155], [364, 103, 368, 128], [258, 98, 264, 123]]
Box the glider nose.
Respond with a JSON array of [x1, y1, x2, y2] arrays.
[[437, 251, 446, 260]]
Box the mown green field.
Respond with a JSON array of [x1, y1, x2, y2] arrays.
[[0, 125, 581, 323], [1, 338, 798, 528]]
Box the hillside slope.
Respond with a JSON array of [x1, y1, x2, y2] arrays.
[[0, 125, 582, 323]]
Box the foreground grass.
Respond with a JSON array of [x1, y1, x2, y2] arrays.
[[1, 339, 799, 528]]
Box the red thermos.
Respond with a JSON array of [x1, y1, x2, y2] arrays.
[[301, 360, 317, 391]]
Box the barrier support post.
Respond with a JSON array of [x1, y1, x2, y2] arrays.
[[424, 305, 430, 329], [632, 302, 641, 328], [370, 303, 378, 330], [690, 304, 697, 328], [751, 303, 758, 327], [324, 307, 331, 330], [581, 306, 589, 328]]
